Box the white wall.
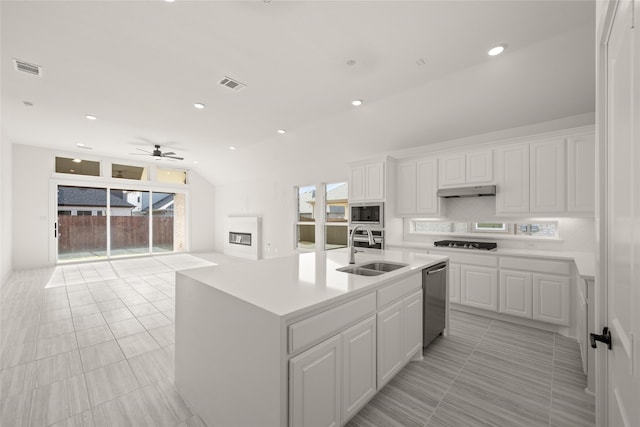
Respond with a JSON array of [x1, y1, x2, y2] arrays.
[[11, 144, 215, 269], [1, 128, 13, 284]]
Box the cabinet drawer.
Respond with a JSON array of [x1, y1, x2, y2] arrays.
[[499, 257, 570, 275], [430, 251, 498, 267], [289, 293, 376, 354], [377, 273, 421, 308]]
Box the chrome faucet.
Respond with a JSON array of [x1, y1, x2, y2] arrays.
[[349, 225, 375, 264]]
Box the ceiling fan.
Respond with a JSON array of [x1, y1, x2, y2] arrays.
[[131, 144, 184, 160]]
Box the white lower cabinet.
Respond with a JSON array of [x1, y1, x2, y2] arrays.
[[290, 335, 342, 427], [289, 272, 425, 427], [341, 316, 377, 423], [448, 263, 461, 304], [499, 270, 533, 319], [377, 301, 404, 387], [376, 288, 424, 389], [533, 273, 570, 325], [460, 266, 498, 311], [403, 290, 423, 360]]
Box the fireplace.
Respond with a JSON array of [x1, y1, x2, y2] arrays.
[[224, 217, 262, 260], [229, 232, 251, 246]]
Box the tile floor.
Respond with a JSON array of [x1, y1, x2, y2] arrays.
[[1, 254, 595, 426], [347, 310, 596, 427]]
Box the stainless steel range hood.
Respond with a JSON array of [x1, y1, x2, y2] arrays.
[[436, 185, 496, 198]]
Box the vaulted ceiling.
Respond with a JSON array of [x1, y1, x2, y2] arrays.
[[1, 1, 595, 184]]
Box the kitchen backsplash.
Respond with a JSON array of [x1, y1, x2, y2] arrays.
[[393, 197, 596, 253]]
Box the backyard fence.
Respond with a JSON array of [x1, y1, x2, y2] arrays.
[[58, 216, 174, 254]]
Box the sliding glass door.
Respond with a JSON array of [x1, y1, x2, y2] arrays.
[[57, 186, 108, 261], [109, 189, 150, 257], [56, 185, 185, 262]]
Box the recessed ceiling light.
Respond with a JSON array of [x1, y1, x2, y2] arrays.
[[72, 158, 82, 163], [85, 114, 97, 120], [229, 146, 237, 150], [165, 0, 175, 2], [488, 45, 505, 56], [193, 161, 199, 164], [76, 142, 93, 149], [351, 99, 363, 106], [194, 103, 205, 109], [277, 129, 286, 134]]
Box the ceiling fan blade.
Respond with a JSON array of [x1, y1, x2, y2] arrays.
[[164, 155, 184, 160], [136, 148, 152, 154], [163, 151, 176, 156], [129, 153, 151, 156]]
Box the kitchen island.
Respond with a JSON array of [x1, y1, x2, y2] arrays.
[[175, 248, 448, 427]]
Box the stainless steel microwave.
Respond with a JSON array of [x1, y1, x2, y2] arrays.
[[349, 203, 384, 226]]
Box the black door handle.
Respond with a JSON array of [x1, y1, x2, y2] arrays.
[[590, 327, 612, 350]]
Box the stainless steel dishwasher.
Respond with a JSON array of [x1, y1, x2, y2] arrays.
[[422, 262, 447, 347]]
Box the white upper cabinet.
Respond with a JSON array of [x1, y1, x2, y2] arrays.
[[350, 161, 385, 202], [530, 139, 566, 213], [396, 160, 417, 215], [416, 158, 439, 214], [496, 144, 530, 214], [466, 150, 494, 184], [438, 153, 466, 187], [496, 130, 595, 216], [439, 149, 493, 188], [567, 134, 596, 213], [395, 157, 438, 216]]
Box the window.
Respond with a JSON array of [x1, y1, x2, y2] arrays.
[[112, 163, 148, 180], [514, 223, 558, 237], [157, 167, 187, 184], [55, 157, 100, 176], [296, 185, 316, 250], [325, 182, 348, 250], [411, 220, 558, 238], [77, 210, 92, 216], [473, 223, 510, 233]]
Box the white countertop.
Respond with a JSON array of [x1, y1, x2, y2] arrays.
[[387, 241, 596, 280], [178, 248, 447, 319]]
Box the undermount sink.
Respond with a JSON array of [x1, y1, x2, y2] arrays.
[[336, 266, 384, 276], [337, 261, 408, 276], [358, 261, 407, 272]]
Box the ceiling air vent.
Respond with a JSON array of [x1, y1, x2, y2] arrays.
[[218, 76, 246, 92], [13, 59, 42, 77]]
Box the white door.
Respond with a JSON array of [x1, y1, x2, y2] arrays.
[[342, 316, 376, 423], [377, 300, 403, 387], [601, 1, 640, 425], [289, 335, 341, 427]]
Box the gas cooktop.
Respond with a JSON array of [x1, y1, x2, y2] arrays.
[[433, 240, 497, 251]]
